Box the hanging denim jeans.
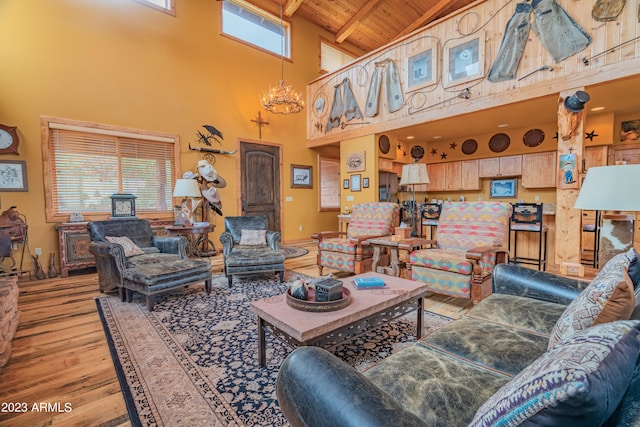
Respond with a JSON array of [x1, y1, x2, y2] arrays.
[[326, 78, 362, 132], [365, 60, 404, 117], [488, 0, 591, 82]]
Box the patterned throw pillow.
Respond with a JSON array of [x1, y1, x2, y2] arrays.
[[239, 229, 267, 246], [548, 250, 636, 349], [105, 236, 144, 257], [470, 321, 640, 427]]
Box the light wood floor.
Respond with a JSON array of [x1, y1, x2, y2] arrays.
[[0, 241, 472, 426]]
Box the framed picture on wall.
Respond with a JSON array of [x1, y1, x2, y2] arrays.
[[363, 177, 370, 188], [343, 179, 349, 189], [490, 178, 517, 199], [350, 174, 362, 192], [0, 160, 28, 192], [406, 48, 437, 90], [290, 164, 312, 189], [558, 153, 579, 189], [346, 151, 365, 172], [443, 32, 485, 88]]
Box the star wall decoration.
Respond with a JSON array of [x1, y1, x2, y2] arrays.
[[431, 148, 438, 155], [440, 152, 448, 159], [450, 142, 457, 150], [585, 130, 599, 141]]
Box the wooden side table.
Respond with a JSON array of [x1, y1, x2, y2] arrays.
[[337, 214, 351, 233], [165, 224, 216, 257], [365, 236, 428, 278]]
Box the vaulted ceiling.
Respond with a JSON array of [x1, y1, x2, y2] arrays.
[[273, 0, 476, 53]]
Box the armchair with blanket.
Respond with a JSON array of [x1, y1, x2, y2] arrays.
[[312, 202, 399, 275], [401, 201, 512, 304]]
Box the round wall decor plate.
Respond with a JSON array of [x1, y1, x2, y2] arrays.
[[489, 133, 510, 153], [461, 139, 478, 155], [378, 134, 390, 154], [523, 128, 545, 147], [410, 145, 425, 160]]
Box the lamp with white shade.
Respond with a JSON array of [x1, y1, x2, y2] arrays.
[[574, 164, 640, 266], [173, 178, 202, 226], [399, 163, 430, 236]]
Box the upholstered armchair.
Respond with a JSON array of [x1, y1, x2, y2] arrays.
[[312, 202, 399, 275], [400, 201, 511, 304], [219, 216, 285, 287], [88, 219, 212, 311]]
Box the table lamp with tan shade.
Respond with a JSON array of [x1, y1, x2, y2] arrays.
[[574, 164, 640, 267], [399, 162, 430, 237], [173, 178, 202, 226]]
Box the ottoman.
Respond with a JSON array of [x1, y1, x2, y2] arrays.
[[121, 257, 212, 311]]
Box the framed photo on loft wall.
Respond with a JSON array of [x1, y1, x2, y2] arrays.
[[490, 178, 517, 199], [444, 32, 485, 88], [350, 174, 361, 192], [406, 48, 437, 90], [0, 160, 28, 192], [290, 164, 312, 189]]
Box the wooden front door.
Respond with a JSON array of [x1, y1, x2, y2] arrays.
[[239, 141, 281, 231]]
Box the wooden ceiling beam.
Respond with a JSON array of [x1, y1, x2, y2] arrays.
[[335, 0, 383, 44], [283, 0, 304, 17], [394, 0, 459, 39]]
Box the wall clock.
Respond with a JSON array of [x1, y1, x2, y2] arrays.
[[378, 134, 390, 154], [0, 124, 20, 155], [110, 193, 137, 219]]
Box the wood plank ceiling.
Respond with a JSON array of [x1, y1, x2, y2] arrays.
[[274, 0, 475, 53]]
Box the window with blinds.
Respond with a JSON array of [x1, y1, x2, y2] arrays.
[[135, 0, 175, 16], [320, 40, 356, 74], [42, 118, 178, 222], [318, 156, 340, 211]]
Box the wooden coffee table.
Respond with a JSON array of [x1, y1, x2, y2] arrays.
[[249, 272, 430, 366]]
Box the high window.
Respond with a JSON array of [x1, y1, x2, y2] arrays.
[[136, 0, 175, 15], [42, 117, 178, 222], [320, 40, 356, 74], [318, 156, 340, 211], [221, 0, 290, 58]]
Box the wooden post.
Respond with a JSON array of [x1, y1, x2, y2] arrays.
[[555, 89, 585, 265]]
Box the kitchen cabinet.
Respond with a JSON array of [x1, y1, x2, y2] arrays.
[[583, 146, 608, 171], [522, 152, 557, 188], [425, 160, 479, 192], [478, 155, 522, 178]]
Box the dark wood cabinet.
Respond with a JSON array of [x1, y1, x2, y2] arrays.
[[56, 219, 173, 277]]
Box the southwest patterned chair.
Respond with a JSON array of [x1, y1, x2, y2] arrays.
[[312, 202, 399, 275], [402, 201, 512, 304]]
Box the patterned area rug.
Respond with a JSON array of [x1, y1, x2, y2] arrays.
[[96, 272, 452, 426], [279, 246, 308, 259]]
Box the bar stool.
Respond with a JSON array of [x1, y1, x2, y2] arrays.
[[509, 203, 548, 271], [581, 210, 601, 268], [419, 203, 441, 239]]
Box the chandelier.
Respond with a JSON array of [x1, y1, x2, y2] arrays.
[[261, 3, 304, 115]]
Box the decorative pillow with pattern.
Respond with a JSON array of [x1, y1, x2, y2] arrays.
[[105, 236, 144, 257], [548, 250, 636, 350], [470, 320, 640, 427], [239, 229, 267, 246]]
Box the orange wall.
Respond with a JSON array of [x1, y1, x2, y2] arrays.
[[0, 0, 357, 261]]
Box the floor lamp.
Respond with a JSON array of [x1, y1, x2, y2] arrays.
[[574, 164, 640, 267], [399, 163, 430, 237]]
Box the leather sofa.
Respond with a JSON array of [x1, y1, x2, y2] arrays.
[[276, 251, 640, 426], [88, 219, 212, 311]]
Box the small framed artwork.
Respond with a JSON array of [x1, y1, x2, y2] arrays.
[[346, 151, 365, 172], [290, 164, 312, 189], [490, 178, 517, 199], [363, 177, 370, 188], [444, 32, 485, 88], [343, 179, 349, 189], [406, 48, 437, 90], [350, 174, 362, 192], [621, 119, 640, 141], [0, 160, 28, 192], [558, 153, 579, 189]]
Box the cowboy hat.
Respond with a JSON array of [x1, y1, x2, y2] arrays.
[[201, 186, 221, 204], [197, 160, 227, 188]]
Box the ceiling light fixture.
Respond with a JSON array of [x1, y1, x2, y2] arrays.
[[497, 123, 509, 128], [590, 106, 605, 112], [261, 2, 304, 115]]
